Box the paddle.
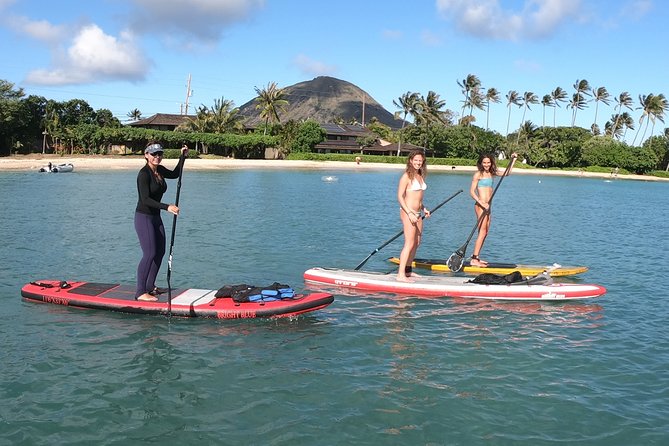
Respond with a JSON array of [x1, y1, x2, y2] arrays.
[[354, 189, 463, 271], [167, 149, 187, 316], [446, 156, 516, 272]]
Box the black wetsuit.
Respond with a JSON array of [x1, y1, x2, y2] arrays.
[[134, 156, 185, 298]]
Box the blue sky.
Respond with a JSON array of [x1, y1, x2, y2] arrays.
[[1, 0, 666, 143]]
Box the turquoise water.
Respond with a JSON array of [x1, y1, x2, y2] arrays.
[[1, 167, 668, 445]]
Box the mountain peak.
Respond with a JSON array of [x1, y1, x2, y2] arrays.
[[239, 77, 400, 128]]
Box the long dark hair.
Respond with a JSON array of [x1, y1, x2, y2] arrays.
[[476, 153, 498, 176], [405, 150, 427, 180]]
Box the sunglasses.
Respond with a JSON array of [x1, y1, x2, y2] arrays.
[[150, 152, 164, 157]]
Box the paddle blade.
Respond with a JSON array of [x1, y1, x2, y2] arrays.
[[447, 252, 464, 272]]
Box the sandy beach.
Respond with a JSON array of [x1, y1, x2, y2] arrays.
[[1, 154, 666, 182]]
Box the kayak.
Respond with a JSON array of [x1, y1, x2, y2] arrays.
[[21, 280, 334, 319], [303, 267, 606, 301], [387, 257, 589, 277]]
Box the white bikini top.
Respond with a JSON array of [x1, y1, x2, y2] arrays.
[[410, 178, 427, 191]]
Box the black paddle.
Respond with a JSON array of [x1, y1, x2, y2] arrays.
[[446, 156, 516, 272], [354, 189, 463, 271], [167, 149, 187, 317]]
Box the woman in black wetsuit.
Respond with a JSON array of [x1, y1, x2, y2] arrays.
[[134, 142, 188, 301]]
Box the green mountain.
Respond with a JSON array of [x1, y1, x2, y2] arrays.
[[238, 76, 401, 129]]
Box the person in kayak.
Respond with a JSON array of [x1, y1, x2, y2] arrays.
[[134, 142, 189, 301], [397, 150, 431, 282], [469, 152, 517, 267]]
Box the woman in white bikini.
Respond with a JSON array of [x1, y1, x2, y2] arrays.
[[469, 152, 517, 267], [397, 150, 431, 282]]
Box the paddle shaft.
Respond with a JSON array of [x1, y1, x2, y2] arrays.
[[453, 157, 516, 257], [354, 189, 463, 270], [167, 154, 186, 316]]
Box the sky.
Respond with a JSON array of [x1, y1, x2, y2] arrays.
[[1, 0, 667, 144]]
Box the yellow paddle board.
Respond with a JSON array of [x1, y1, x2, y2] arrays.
[[387, 257, 589, 277]]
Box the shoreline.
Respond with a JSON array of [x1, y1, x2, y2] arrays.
[[1, 154, 666, 182]]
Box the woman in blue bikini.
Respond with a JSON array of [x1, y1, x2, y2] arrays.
[[397, 150, 431, 282], [469, 152, 517, 267]]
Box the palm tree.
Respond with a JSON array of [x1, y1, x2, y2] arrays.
[[505, 90, 521, 135], [413, 91, 448, 149], [634, 93, 669, 145], [649, 94, 668, 138], [611, 92, 634, 140], [457, 74, 481, 121], [570, 79, 591, 126], [393, 91, 419, 155], [177, 105, 213, 133], [254, 81, 289, 135], [541, 94, 554, 127], [209, 97, 243, 133], [605, 114, 623, 139], [605, 112, 635, 139], [465, 87, 485, 125], [568, 93, 589, 127], [484, 87, 501, 130], [550, 87, 568, 127], [591, 86, 610, 132], [519, 91, 539, 127], [517, 120, 537, 150], [127, 108, 142, 121]]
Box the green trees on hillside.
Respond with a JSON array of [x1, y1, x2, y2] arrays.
[[3, 72, 669, 171]]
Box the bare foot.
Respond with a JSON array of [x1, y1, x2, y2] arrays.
[[136, 293, 158, 302], [408, 271, 422, 278], [470, 258, 488, 267], [396, 275, 415, 283]]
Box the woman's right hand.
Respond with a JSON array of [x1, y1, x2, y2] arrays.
[[167, 204, 180, 215]]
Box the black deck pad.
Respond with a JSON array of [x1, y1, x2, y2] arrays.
[[69, 283, 120, 296], [67, 283, 186, 302]]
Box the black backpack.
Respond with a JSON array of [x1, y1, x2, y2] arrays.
[[468, 271, 524, 285]]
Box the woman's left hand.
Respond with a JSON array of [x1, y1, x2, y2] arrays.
[[181, 145, 189, 156], [424, 209, 431, 218]]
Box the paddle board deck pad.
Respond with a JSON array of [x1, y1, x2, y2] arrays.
[[387, 257, 589, 277], [304, 268, 606, 301], [21, 280, 334, 319]]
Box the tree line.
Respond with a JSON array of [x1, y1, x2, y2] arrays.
[[2, 77, 668, 174]]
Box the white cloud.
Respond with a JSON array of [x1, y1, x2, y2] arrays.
[[129, 0, 265, 43], [0, 0, 15, 9], [7, 15, 67, 42], [436, 0, 582, 41], [293, 54, 337, 76], [25, 24, 150, 85], [621, 0, 653, 20]]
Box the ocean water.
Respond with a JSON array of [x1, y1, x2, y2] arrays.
[[1, 166, 668, 445]]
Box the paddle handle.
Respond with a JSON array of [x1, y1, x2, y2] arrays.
[[167, 151, 187, 316]]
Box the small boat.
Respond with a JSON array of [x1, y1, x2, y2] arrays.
[[39, 163, 74, 173], [303, 267, 606, 301]]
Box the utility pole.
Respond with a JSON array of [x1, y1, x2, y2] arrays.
[[361, 93, 366, 127], [183, 74, 192, 115]]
